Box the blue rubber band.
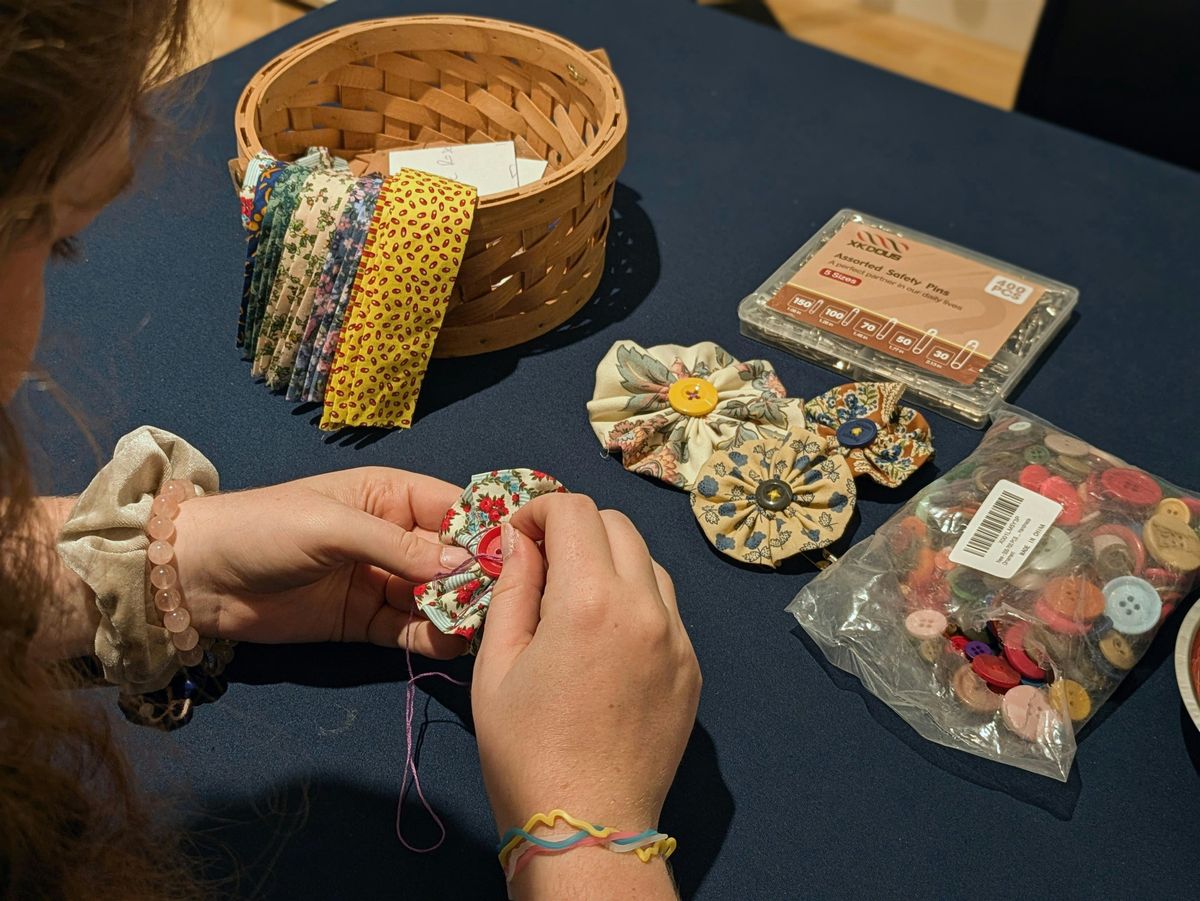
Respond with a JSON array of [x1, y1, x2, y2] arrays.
[[497, 828, 593, 854]]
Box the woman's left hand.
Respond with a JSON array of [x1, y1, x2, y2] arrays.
[[171, 467, 470, 658]]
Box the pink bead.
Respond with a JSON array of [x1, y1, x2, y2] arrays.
[[162, 607, 190, 633], [147, 540, 174, 565], [147, 515, 175, 541], [172, 626, 199, 651], [178, 645, 204, 666], [151, 494, 180, 518], [149, 564, 177, 590], [161, 479, 193, 504], [154, 588, 181, 612]]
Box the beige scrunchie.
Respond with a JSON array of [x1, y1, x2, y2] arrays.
[[56, 426, 219, 693]]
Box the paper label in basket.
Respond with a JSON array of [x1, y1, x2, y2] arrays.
[[949, 480, 1062, 578], [389, 141, 519, 196], [765, 220, 1048, 385]]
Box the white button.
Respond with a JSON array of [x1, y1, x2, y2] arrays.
[[1027, 527, 1072, 572], [1102, 576, 1162, 636]]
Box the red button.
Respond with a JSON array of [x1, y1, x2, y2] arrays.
[[1000, 621, 1050, 681], [950, 635, 970, 655], [477, 526, 504, 578], [1019, 464, 1051, 491], [972, 654, 1020, 691], [1039, 476, 1082, 526], [1183, 498, 1200, 519], [1100, 467, 1162, 507]]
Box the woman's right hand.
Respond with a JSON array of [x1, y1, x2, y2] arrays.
[[472, 494, 701, 899]]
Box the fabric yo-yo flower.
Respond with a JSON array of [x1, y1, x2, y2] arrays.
[[803, 382, 934, 488], [587, 340, 806, 490], [690, 429, 856, 568], [414, 468, 566, 644]]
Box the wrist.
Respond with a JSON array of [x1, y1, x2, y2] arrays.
[[170, 493, 222, 640]]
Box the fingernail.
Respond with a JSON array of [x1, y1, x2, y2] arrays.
[[440, 545, 470, 568], [501, 522, 516, 560]]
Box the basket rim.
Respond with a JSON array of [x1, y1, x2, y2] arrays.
[[234, 14, 627, 209]]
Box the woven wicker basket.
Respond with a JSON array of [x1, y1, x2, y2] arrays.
[[233, 15, 627, 357]]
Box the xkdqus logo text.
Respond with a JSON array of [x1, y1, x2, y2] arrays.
[[849, 230, 909, 261]]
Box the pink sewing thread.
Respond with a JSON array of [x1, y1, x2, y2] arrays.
[[396, 549, 502, 853]]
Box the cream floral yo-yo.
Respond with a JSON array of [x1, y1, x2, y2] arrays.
[[414, 468, 566, 645], [804, 381, 934, 488], [689, 429, 856, 568], [587, 340, 806, 490]]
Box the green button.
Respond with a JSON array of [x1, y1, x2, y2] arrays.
[[1023, 445, 1051, 465]]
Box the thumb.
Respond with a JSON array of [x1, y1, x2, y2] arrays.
[[476, 523, 545, 683]]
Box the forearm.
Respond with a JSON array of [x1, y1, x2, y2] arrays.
[[509, 845, 677, 901], [30, 496, 98, 661]]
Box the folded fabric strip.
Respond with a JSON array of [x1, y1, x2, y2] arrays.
[[258, 169, 357, 388], [320, 168, 477, 430], [290, 173, 383, 403], [414, 469, 566, 643], [238, 154, 285, 347], [587, 340, 807, 490], [803, 381, 934, 487], [690, 428, 856, 568]]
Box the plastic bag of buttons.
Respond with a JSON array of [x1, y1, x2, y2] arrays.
[[787, 405, 1199, 780]]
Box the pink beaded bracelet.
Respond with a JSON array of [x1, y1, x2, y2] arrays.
[[146, 477, 204, 667]]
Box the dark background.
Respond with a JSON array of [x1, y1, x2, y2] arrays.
[[29, 0, 1200, 897]]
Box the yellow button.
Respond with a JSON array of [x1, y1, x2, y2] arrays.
[[1144, 513, 1200, 572], [1156, 497, 1192, 526], [667, 377, 718, 416], [1048, 678, 1092, 722], [1099, 632, 1137, 671]]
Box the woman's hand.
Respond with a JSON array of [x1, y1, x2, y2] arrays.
[[172, 467, 470, 658], [472, 494, 701, 899]]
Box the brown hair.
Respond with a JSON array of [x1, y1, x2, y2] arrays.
[[0, 2, 204, 898]]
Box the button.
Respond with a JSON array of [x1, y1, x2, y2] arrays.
[[1095, 543, 1135, 582], [1007, 420, 1033, 432], [1100, 467, 1163, 507], [1038, 476, 1082, 526], [1155, 497, 1192, 526], [1144, 513, 1200, 571], [1023, 445, 1051, 465], [1097, 631, 1137, 670], [1056, 454, 1094, 478], [836, 417, 878, 448], [972, 654, 1020, 691], [1042, 575, 1105, 621], [1182, 497, 1200, 519], [476, 526, 505, 578], [1019, 464, 1051, 491], [1033, 597, 1091, 635], [754, 479, 793, 511], [667, 377, 718, 416], [964, 640, 993, 660], [1027, 527, 1072, 572], [1090, 523, 1146, 573], [1101, 575, 1162, 636], [905, 608, 948, 640], [918, 638, 943, 664], [950, 634, 970, 655], [949, 567, 988, 603], [1044, 433, 1090, 457], [953, 664, 1003, 713], [1001, 621, 1050, 681], [1047, 679, 1092, 722], [1001, 684, 1060, 742]]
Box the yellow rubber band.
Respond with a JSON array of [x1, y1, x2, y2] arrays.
[[498, 809, 618, 869]]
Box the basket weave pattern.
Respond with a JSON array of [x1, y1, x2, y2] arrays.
[[235, 16, 628, 356]]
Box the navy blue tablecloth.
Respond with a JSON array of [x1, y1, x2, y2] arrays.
[[34, 0, 1200, 897]]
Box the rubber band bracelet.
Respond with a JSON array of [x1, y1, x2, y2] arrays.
[[498, 810, 676, 888]]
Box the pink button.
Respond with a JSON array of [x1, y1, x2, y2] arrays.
[[905, 609, 948, 640], [1001, 684, 1060, 742]]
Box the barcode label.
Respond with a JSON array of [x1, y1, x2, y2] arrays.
[[949, 480, 1062, 578]]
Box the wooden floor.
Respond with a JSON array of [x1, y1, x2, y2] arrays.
[[201, 0, 1034, 109]]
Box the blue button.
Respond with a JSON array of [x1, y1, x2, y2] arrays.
[[1102, 575, 1162, 636], [836, 418, 878, 448]]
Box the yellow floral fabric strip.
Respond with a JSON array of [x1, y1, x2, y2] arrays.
[[320, 168, 477, 430]]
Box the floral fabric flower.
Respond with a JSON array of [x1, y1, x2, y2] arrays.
[[588, 340, 806, 490], [414, 468, 566, 644], [803, 382, 934, 488], [690, 429, 856, 568]]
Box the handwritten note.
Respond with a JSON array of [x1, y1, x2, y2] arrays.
[[388, 141, 548, 195]]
